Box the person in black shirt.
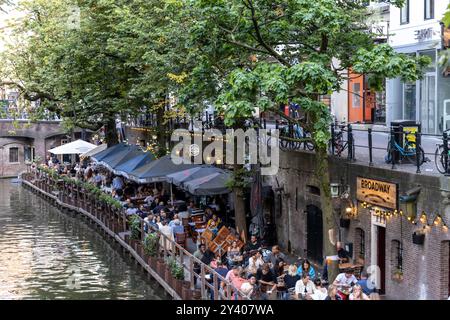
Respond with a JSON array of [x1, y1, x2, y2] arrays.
[[256, 263, 277, 299]]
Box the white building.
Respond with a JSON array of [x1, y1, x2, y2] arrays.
[[386, 0, 450, 134]]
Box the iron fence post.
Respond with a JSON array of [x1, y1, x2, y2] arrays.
[[347, 124, 353, 161], [415, 131, 421, 174], [444, 132, 449, 176], [390, 127, 396, 170], [368, 128, 373, 166]]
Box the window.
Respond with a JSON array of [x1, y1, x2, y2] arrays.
[[9, 147, 19, 163], [352, 83, 361, 108], [400, 0, 409, 24], [424, 0, 434, 20], [391, 240, 403, 271]]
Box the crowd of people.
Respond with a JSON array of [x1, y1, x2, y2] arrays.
[[42, 155, 380, 301]]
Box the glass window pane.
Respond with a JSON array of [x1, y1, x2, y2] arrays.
[[352, 83, 361, 108]]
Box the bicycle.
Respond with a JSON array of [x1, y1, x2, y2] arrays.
[[279, 121, 314, 151], [385, 131, 425, 165], [329, 123, 354, 157], [434, 143, 450, 174]]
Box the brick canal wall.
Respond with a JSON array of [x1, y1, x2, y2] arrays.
[[265, 150, 450, 300]]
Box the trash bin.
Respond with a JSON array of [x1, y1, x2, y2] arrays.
[[389, 120, 421, 163]]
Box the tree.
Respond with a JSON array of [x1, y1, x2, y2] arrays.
[[1, 0, 144, 145], [175, 0, 429, 280]]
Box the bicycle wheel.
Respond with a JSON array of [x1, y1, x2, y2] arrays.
[[303, 132, 315, 151], [405, 146, 425, 165], [385, 142, 393, 163], [435, 145, 447, 174]]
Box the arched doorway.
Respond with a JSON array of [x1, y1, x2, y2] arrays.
[[306, 204, 323, 264]]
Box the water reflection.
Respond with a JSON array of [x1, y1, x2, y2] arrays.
[[0, 180, 166, 300]]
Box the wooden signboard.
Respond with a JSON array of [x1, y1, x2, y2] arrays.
[[357, 177, 398, 210]]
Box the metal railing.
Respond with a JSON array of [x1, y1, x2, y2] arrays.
[[24, 169, 251, 301]]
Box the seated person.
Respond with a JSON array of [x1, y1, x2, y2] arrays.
[[294, 274, 316, 300], [246, 250, 265, 276], [333, 269, 358, 289], [171, 218, 184, 236], [357, 271, 376, 296], [226, 240, 243, 267], [310, 278, 328, 300], [279, 264, 300, 300], [206, 214, 221, 235], [244, 235, 262, 255], [135, 205, 147, 219], [256, 263, 277, 297], [337, 241, 351, 263], [204, 207, 214, 222], [267, 245, 286, 269], [349, 284, 370, 300], [125, 202, 138, 216], [297, 259, 316, 280], [177, 204, 190, 220]]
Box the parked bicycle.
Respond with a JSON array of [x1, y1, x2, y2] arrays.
[[385, 130, 425, 165], [279, 121, 314, 151], [434, 129, 450, 174], [329, 123, 354, 157]]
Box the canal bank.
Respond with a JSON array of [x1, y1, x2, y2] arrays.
[[0, 179, 167, 299]]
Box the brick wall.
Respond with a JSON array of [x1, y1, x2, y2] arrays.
[[268, 150, 450, 299]]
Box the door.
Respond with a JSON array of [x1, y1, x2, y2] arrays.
[[348, 72, 364, 123], [403, 82, 416, 120], [306, 205, 323, 264], [420, 73, 436, 134], [377, 226, 386, 295]]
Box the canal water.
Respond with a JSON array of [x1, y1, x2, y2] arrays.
[[0, 179, 167, 300]]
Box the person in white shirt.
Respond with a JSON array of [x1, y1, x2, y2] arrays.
[[333, 270, 358, 288], [247, 250, 265, 275], [126, 202, 138, 216], [295, 274, 316, 300], [310, 278, 328, 300]]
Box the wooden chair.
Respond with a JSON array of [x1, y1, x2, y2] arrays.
[[201, 228, 214, 246], [175, 232, 187, 249]]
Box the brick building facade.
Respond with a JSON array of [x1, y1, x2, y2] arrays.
[[265, 150, 450, 300]]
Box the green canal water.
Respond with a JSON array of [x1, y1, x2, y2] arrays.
[[0, 179, 167, 300]]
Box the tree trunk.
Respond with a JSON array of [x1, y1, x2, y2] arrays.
[[105, 117, 119, 146], [233, 185, 247, 243], [316, 146, 339, 283], [156, 100, 167, 156]]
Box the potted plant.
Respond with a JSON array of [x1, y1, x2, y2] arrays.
[[171, 259, 185, 296], [129, 215, 141, 249], [165, 258, 175, 286], [392, 269, 403, 282], [412, 229, 425, 245], [143, 233, 159, 270]]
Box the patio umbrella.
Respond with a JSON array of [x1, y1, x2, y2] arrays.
[[80, 144, 107, 159], [91, 143, 128, 163], [98, 144, 143, 171], [166, 166, 223, 187], [127, 155, 197, 184], [183, 170, 231, 195], [113, 151, 156, 177], [48, 139, 97, 155]]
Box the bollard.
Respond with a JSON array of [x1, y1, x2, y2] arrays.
[[415, 131, 421, 174], [444, 132, 449, 176], [263, 118, 267, 129], [347, 124, 354, 161], [368, 128, 373, 166], [330, 123, 335, 155]]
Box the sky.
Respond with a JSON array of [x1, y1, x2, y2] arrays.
[[0, 1, 25, 53]]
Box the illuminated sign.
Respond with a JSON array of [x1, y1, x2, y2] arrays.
[[357, 177, 398, 210]]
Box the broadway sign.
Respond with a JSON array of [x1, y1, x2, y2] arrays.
[[356, 177, 398, 210]]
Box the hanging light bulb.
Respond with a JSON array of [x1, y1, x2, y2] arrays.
[[420, 213, 427, 224], [433, 215, 442, 226], [443, 224, 448, 232]]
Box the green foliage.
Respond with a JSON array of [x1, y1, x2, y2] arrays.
[[167, 257, 185, 280], [129, 214, 141, 240], [142, 233, 159, 257]]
